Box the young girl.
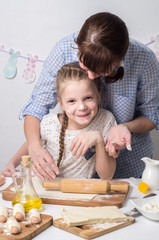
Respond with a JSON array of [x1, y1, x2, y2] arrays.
[[2, 62, 116, 180], [36, 62, 116, 179]]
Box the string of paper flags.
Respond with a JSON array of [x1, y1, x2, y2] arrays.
[[0, 34, 159, 84]]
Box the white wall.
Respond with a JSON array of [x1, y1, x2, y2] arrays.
[[0, 0, 159, 170]]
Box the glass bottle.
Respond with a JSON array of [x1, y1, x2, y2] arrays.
[[12, 155, 42, 212]]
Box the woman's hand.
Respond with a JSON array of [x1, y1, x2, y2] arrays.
[[24, 116, 59, 180], [29, 146, 59, 180], [70, 131, 103, 158], [105, 124, 132, 158]]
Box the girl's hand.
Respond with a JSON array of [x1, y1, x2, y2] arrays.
[[70, 131, 104, 158], [1, 163, 18, 177], [105, 124, 132, 158], [0, 174, 5, 186], [29, 145, 59, 181]]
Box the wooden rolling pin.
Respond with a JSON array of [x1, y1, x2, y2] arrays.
[[42, 179, 129, 194]]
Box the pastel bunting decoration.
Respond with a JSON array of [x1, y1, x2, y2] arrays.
[[22, 54, 38, 84], [0, 35, 157, 83], [3, 48, 20, 79]]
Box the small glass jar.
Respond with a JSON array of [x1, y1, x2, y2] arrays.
[[12, 155, 42, 212]]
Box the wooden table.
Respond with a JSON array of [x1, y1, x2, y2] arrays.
[[0, 178, 159, 240]]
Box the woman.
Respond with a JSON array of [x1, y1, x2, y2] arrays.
[[2, 12, 159, 179]]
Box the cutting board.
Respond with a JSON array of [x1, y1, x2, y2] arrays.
[[2, 180, 129, 208], [0, 213, 53, 240], [53, 217, 135, 239]]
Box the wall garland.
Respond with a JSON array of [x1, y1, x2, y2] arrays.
[[0, 34, 159, 83]]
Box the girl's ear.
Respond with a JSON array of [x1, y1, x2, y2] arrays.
[[57, 97, 61, 105], [57, 97, 63, 110]]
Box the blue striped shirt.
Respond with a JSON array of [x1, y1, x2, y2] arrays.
[[20, 32, 159, 178]]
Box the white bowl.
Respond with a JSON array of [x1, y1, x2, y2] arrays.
[[131, 195, 159, 221]]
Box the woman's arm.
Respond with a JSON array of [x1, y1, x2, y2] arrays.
[[21, 38, 72, 180], [123, 116, 155, 133], [24, 115, 59, 180], [106, 116, 155, 157]]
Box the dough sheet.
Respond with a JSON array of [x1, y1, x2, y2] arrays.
[[61, 206, 128, 226]]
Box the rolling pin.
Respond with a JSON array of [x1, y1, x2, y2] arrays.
[[42, 179, 129, 194]]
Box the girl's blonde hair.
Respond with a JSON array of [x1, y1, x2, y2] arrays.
[[56, 61, 101, 168]]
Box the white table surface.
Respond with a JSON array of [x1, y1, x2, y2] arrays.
[[0, 178, 159, 240]]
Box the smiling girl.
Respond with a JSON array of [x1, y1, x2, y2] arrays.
[[38, 62, 116, 180]]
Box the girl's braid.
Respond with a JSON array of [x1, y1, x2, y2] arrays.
[[57, 112, 68, 168], [56, 62, 101, 169]]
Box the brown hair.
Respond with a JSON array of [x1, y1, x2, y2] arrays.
[[56, 62, 101, 168], [76, 12, 129, 83]]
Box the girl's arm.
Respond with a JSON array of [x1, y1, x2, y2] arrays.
[[1, 142, 29, 177], [70, 131, 116, 179], [95, 132, 116, 180]]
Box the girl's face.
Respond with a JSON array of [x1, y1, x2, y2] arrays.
[[58, 79, 99, 130]]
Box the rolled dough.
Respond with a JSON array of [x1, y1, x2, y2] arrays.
[[13, 203, 25, 217], [7, 217, 21, 231], [61, 206, 128, 226], [28, 208, 41, 221]]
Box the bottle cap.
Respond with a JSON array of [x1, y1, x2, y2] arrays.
[[21, 155, 31, 168]]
